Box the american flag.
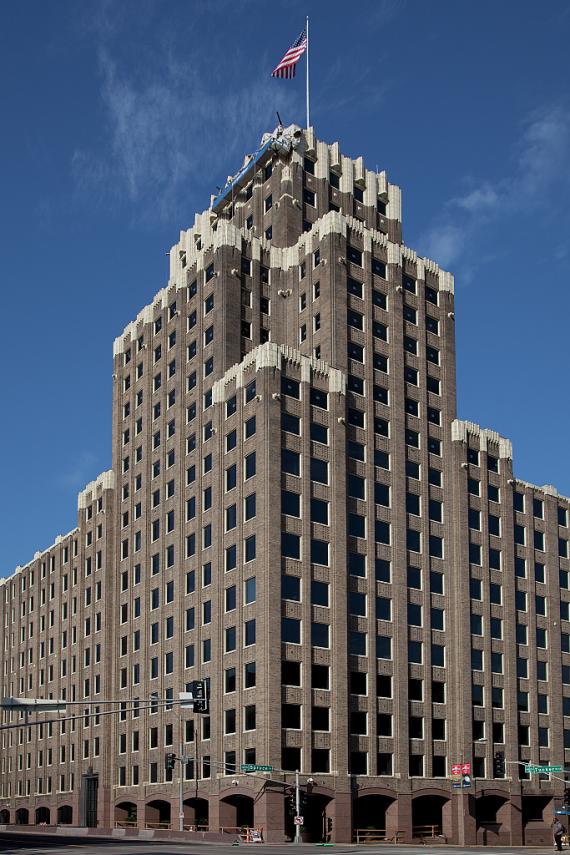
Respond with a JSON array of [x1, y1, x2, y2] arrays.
[[271, 29, 307, 79]]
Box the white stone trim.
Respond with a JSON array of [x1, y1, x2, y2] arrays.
[[77, 470, 115, 510], [212, 342, 346, 405], [451, 419, 512, 459]]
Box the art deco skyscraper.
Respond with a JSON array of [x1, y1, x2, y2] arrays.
[[1, 125, 569, 845]]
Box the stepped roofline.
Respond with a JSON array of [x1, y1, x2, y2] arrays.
[[113, 208, 454, 358]]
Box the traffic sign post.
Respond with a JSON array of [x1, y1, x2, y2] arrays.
[[294, 816, 304, 825]]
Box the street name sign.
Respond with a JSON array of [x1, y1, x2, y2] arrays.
[[240, 764, 273, 773], [526, 764, 562, 773]]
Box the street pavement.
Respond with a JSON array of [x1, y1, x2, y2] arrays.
[[0, 835, 560, 855]]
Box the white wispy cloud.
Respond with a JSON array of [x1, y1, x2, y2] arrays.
[[72, 36, 296, 222], [58, 451, 99, 490], [453, 184, 499, 214], [417, 103, 570, 274]]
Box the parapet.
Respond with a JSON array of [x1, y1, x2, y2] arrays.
[[77, 470, 115, 510], [452, 419, 513, 459], [213, 341, 346, 403]]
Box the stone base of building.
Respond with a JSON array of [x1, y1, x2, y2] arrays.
[[0, 783, 559, 845]]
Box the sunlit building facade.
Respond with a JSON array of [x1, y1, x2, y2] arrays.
[[1, 126, 569, 844]]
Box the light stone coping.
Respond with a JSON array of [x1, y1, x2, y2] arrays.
[[451, 419, 513, 459], [453, 421, 570, 501], [77, 470, 115, 510], [212, 341, 346, 404], [512, 479, 570, 504], [1, 528, 79, 586], [114, 204, 454, 357]]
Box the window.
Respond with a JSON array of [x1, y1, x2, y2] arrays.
[[282, 617, 301, 644], [281, 412, 300, 435], [244, 534, 256, 563], [347, 245, 362, 265], [311, 422, 328, 444], [282, 449, 300, 476], [244, 576, 256, 604], [348, 341, 364, 362], [226, 464, 237, 492], [282, 532, 301, 560], [282, 490, 301, 517], [244, 493, 256, 520], [282, 575, 301, 601], [245, 452, 256, 479], [204, 293, 214, 315], [311, 538, 329, 565]]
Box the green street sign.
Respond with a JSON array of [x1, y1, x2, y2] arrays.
[[526, 765, 563, 773], [240, 764, 273, 773]]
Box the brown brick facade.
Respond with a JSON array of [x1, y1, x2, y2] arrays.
[[1, 126, 569, 845]]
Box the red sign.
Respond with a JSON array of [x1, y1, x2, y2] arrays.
[[462, 763, 471, 775], [451, 764, 462, 775]]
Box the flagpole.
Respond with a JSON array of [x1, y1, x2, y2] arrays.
[[305, 15, 310, 129]]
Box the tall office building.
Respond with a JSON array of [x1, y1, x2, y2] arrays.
[[1, 125, 569, 845]]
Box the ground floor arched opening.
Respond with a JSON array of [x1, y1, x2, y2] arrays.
[[145, 799, 171, 829], [412, 793, 451, 840], [56, 805, 73, 825], [522, 795, 552, 845], [353, 793, 397, 835], [476, 794, 509, 844], [0, 809, 9, 824], [183, 797, 209, 829], [35, 806, 51, 825], [15, 808, 29, 825], [115, 801, 137, 827], [292, 793, 333, 843], [219, 794, 254, 829]]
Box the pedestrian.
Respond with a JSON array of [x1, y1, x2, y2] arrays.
[[553, 818, 565, 851]]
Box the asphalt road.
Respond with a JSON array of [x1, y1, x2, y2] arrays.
[[0, 835, 558, 855]]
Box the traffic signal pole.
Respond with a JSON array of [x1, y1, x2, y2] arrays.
[[295, 768, 301, 844], [179, 714, 184, 833]]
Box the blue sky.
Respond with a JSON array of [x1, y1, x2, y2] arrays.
[[1, 0, 569, 575]]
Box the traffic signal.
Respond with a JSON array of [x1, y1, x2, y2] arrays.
[[288, 794, 296, 815], [493, 752, 505, 777], [326, 817, 333, 833], [299, 792, 308, 810], [192, 680, 208, 713], [165, 752, 177, 771], [564, 788, 570, 807]]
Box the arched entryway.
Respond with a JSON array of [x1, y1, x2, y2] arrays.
[[15, 808, 29, 825], [57, 805, 73, 825], [412, 793, 451, 840], [145, 799, 171, 829], [115, 801, 137, 827], [35, 806, 51, 825], [522, 795, 552, 846], [476, 794, 509, 844], [354, 793, 397, 837], [183, 797, 209, 829], [219, 794, 254, 829], [289, 793, 333, 843], [0, 809, 10, 824]]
